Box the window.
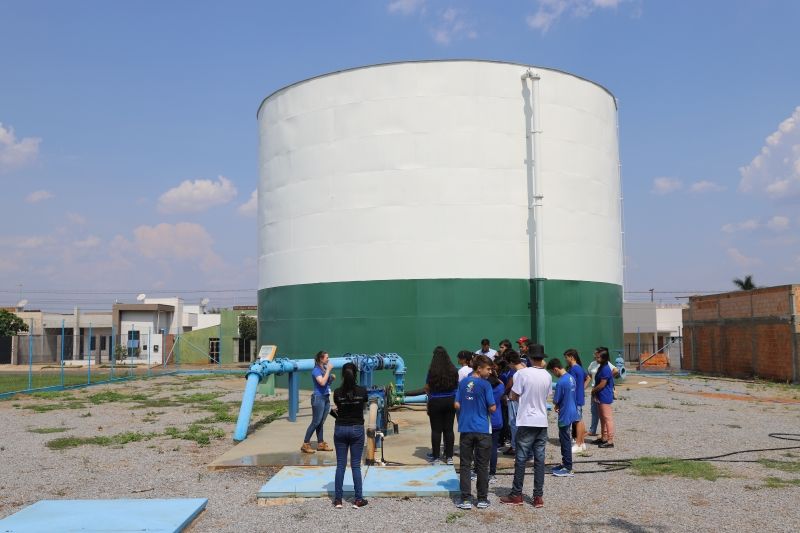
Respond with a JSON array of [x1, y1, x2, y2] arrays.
[[100, 336, 107, 351], [90, 336, 96, 351], [209, 338, 220, 364]]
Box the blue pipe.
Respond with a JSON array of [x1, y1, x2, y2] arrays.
[[233, 372, 261, 441], [233, 353, 406, 442], [403, 394, 428, 404]]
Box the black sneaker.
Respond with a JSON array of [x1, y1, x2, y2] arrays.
[[352, 498, 369, 508], [590, 439, 606, 445], [598, 442, 615, 449]]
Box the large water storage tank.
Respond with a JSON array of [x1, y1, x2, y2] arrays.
[[257, 60, 622, 385]]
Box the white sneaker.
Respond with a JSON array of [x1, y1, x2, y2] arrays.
[[572, 443, 587, 454], [488, 475, 498, 484]]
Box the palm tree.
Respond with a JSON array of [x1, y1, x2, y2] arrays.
[[732, 275, 756, 291]]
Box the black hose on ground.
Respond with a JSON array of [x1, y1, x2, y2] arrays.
[[485, 433, 800, 475]]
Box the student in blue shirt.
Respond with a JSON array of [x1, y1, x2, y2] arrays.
[[301, 351, 335, 454], [546, 358, 578, 477], [454, 354, 496, 510], [590, 349, 616, 448], [564, 349, 588, 453], [487, 365, 506, 484]]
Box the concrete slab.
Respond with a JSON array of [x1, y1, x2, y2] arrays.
[[362, 465, 459, 497], [256, 465, 458, 500], [257, 466, 365, 498], [210, 392, 520, 470], [0, 498, 207, 533]]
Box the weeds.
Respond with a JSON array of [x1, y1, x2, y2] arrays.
[[164, 424, 224, 446], [757, 459, 800, 473], [445, 512, 465, 524], [630, 457, 726, 481], [46, 431, 157, 450], [28, 427, 72, 434], [763, 477, 800, 488]]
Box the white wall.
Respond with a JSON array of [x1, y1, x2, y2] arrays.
[[258, 60, 622, 290]]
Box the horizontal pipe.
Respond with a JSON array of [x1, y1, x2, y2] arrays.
[[402, 394, 428, 404]]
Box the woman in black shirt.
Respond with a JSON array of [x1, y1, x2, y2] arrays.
[[332, 362, 368, 508], [424, 346, 459, 464]]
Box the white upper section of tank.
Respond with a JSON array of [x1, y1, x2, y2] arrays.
[[258, 60, 622, 290]]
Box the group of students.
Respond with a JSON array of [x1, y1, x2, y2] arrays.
[[297, 341, 619, 510], [424, 339, 619, 509]]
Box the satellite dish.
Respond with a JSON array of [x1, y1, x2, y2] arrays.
[[200, 297, 210, 306], [16, 299, 28, 309], [136, 293, 146, 302]]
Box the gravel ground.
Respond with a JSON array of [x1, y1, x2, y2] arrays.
[[1, 372, 799, 532]]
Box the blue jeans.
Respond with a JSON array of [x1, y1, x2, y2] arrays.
[[333, 424, 365, 501], [589, 400, 599, 434], [511, 426, 547, 498], [558, 424, 572, 471], [490, 428, 501, 475], [303, 393, 330, 443]]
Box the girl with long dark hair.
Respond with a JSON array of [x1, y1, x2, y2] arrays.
[[564, 348, 588, 453], [425, 346, 459, 464], [332, 362, 368, 508], [301, 351, 335, 454]]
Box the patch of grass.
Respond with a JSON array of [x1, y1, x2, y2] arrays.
[[250, 399, 288, 413], [184, 374, 234, 383], [177, 392, 227, 403], [87, 391, 129, 404], [724, 424, 742, 429], [30, 391, 75, 399], [79, 412, 92, 418], [445, 511, 465, 524], [46, 431, 157, 450], [196, 401, 236, 423], [630, 457, 726, 481], [28, 427, 72, 434], [24, 402, 86, 413], [164, 424, 224, 446], [757, 459, 800, 473], [251, 405, 287, 431], [133, 398, 182, 408], [679, 400, 705, 406], [763, 476, 800, 488]]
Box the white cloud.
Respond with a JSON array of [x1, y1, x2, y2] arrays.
[[739, 106, 800, 198], [238, 190, 257, 217], [157, 175, 237, 214], [74, 235, 101, 248], [651, 177, 682, 194], [387, 0, 426, 15], [17, 236, 49, 249], [0, 122, 41, 172], [527, 0, 625, 33], [26, 190, 54, 203], [131, 222, 225, 273], [722, 219, 760, 233], [727, 247, 761, 268], [66, 212, 87, 225], [432, 8, 477, 44], [689, 180, 726, 193], [766, 215, 790, 231]]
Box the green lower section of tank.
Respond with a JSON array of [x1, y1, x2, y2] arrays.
[[258, 278, 621, 390]]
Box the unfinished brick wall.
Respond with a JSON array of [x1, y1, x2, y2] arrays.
[[682, 285, 799, 383]]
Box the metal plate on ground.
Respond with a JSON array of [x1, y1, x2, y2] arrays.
[[257, 465, 458, 500], [0, 498, 208, 533]]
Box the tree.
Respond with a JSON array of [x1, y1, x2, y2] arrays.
[[238, 314, 257, 341], [733, 275, 756, 291], [0, 310, 29, 337]]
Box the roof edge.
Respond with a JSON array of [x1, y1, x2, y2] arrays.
[[256, 59, 617, 119]]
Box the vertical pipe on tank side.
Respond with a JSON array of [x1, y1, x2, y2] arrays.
[[233, 372, 262, 441], [522, 69, 546, 346]]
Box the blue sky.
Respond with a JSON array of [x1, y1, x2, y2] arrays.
[[1, 0, 799, 311]]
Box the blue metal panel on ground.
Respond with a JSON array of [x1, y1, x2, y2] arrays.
[[258, 466, 365, 498], [257, 465, 458, 499], [0, 498, 207, 533], [362, 466, 459, 497]]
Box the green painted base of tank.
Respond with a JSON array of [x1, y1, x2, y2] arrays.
[[258, 278, 621, 389]]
